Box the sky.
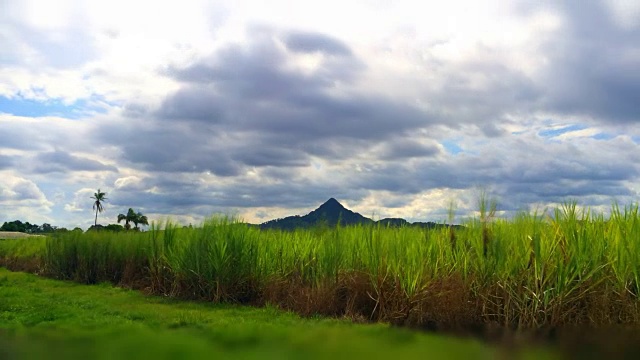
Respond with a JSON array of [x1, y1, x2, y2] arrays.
[[1, 0, 640, 229]]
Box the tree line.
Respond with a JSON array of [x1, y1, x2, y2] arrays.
[[92, 188, 148, 231], [0, 220, 82, 234], [1, 189, 149, 234]]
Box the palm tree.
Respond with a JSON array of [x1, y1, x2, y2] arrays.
[[117, 208, 137, 230], [91, 189, 107, 226], [133, 211, 149, 231]]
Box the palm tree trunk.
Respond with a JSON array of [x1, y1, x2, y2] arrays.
[[95, 209, 98, 226]]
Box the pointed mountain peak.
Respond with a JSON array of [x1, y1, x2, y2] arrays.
[[259, 197, 454, 230], [319, 197, 344, 209], [304, 197, 370, 226]]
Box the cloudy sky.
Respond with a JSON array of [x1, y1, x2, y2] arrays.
[[1, 0, 639, 229]]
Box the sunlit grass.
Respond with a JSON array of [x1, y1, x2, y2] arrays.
[[2, 202, 640, 331], [0, 268, 509, 360]]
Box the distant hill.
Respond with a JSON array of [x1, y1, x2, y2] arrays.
[[260, 198, 372, 230], [259, 198, 459, 231]]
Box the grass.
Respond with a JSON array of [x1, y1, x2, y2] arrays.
[[4, 203, 637, 328], [0, 267, 523, 360], [0, 234, 45, 273], [2, 201, 640, 357]]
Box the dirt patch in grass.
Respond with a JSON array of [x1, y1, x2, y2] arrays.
[[0, 256, 43, 274], [0, 232, 44, 240]]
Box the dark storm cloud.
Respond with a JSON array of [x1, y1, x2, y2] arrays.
[[31, 150, 118, 173], [230, 145, 310, 167], [350, 163, 426, 194], [157, 87, 225, 122], [225, 94, 430, 145], [0, 124, 45, 150], [536, 1, 640, 123], [0, 116, 83, 152], [162, 28, 428, 138], [411, 0, 639, 131], [124, 86, 431, 174], [504, 180, 633, 200], [97, 123, 242, 176], [110, 177, 207, 212], [378, 139, 440, 160], [166, 37, 335, 92], [212, 181, 366, 209], [98, 115, 318, 175], [105, 159, 368, 218], [0, 154, 14, 169], [122, 103, 150, 118], [108, 172, 366, 219], [283, 31, 352, 56], [349, 156, 498, 195], [349, 134, 640, 209], [105, 28, 434, 176], [421, 59, 541, 129]]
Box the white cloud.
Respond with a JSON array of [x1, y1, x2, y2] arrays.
[[114, 176, 145, 191], [605, 0, 640, 29], [0, 173, 53, 223], [20, 0, 77, 30], [64, 188, 96, 213]]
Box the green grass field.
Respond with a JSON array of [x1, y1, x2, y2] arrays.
[[2, 201, 640, 358], [1, 267, 543, 360], [3, 202, 639, 330]]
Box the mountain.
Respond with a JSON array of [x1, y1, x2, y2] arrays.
[[305, 198, 373, 226], [259, 198, 458, 231], [260, 198, 373, 230]]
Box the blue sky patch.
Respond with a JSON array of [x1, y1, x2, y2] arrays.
[[591, 132, 615, 141], [538, 124, 587, 138], [441, 140, 463, 155], [0, 96, 108, 119]]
